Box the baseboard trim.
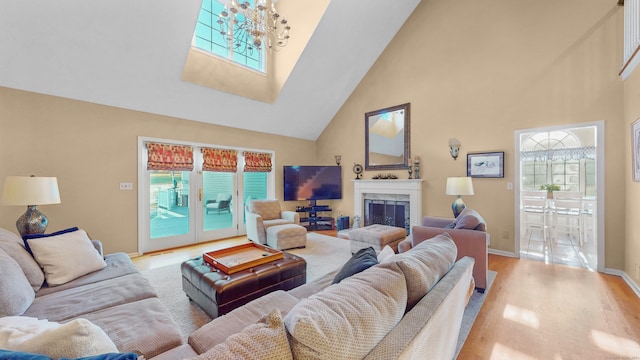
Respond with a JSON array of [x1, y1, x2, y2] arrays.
[[620, 271, 640, 299], [127, 252, 141, 258], [488, 249, 517, 257]]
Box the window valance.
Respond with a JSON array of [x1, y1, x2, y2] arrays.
[[243, 151, 272, 172], [202, 148, 238, 172], [146, 143, 194, 171], [520, 146, 596, 161]]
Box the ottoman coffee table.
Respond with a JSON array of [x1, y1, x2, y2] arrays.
[[347, 224, 407, 254], [181, 243, 306, 318]]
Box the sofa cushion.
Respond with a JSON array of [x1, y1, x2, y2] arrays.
[[24, 273, 157, 321], [35, 253, 141, 297], [284, 263, 407, 360], [189, 290, 300, 354], [26, 229, 107, 286], [382, 233, 457, 310], [189, 309, 292, 360], [0, 248, 35, 316], [377, 245, 395, 263], [0, 228, 44, 292], [453, 208, 486, 231], [332, 246, 378, 284], [0, 316, 118, 359]]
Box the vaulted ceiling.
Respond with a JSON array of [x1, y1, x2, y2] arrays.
[[0, 1, 420, 140]]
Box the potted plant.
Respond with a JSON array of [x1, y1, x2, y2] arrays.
[[540, 184, 561, 199]]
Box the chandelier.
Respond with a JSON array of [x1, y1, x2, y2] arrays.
[[217, 0, 291, 54]]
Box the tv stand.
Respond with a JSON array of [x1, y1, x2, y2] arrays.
[[296, 200, 334, 231]]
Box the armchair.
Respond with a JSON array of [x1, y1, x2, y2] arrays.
[[398, 208, 489, 292], [206, 194, 232, 214], [245, 199, 299, 245]]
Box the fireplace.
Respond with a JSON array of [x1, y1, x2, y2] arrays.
[[353, 180, 423, 233]]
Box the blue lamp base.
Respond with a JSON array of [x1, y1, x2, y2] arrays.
[[451, 196, 466, 218]]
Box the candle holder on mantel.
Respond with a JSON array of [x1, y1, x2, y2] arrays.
[[408, 166, 413, 179], [413, 157, 421, 179]]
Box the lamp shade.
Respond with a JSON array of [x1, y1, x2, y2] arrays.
[[445, 177, 474, 196], [1, 176, 61, 206]]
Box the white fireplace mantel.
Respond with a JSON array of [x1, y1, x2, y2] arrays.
[[353, 179, 424, 229]]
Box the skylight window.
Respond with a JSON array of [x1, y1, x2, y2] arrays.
[[193, 0, 264, 72]]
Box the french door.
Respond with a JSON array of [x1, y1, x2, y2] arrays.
[[138, 138, 273, 254]]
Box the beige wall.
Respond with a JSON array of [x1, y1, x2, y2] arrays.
[[0, 87, 315, 254], [318, 0, 626, 269], [624, 59, 640, 283]]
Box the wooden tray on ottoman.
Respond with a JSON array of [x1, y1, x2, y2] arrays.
[[203, 242, 284, 274]]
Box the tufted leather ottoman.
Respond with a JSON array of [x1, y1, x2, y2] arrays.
[[181, 252, 306, 318], [348, 224, 406, 254]]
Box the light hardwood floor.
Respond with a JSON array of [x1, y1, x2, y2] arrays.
[[132, 234, 640, 359]]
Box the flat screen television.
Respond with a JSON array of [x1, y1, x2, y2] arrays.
[[283, 165, 342, 201]]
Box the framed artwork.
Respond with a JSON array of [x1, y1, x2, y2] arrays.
[[632, 119, 640, 182], [467, 151, 504, 178]]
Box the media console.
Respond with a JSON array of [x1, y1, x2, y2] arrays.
[[296, 200, 334, 231]]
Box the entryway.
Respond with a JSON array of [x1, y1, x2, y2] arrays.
[[514, 121, 604, 272]]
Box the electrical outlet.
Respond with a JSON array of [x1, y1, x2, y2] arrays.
[[119, 182, 133, 190]]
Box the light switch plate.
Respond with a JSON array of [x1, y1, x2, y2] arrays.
[[119, 182, 133, 190]]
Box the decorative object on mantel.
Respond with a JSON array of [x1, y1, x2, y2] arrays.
[[467, 151, 504, 178], [335, 155, 342, 166], [1, 175, 61, 237], [352, 163, 363, 180], [449, 138, 461, 160], [353, 215, 361, 229], [371, 173, 398, 180], [413, 156, 421, 179], [446, 176, 474, 218], [408, 159, 413, 179]]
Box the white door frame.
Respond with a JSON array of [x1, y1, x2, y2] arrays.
[[513, 121, 605, 273]]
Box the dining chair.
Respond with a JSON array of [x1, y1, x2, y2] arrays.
[[551, 191, 584, 246], [521, 190, 549, 251]]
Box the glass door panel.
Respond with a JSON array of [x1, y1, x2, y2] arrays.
[[150, 170, 190, 239], [199, 171, 238, 241]]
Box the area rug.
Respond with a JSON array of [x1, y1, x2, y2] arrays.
[[455, 270, 497, 359], [141, 232, 352, 339]]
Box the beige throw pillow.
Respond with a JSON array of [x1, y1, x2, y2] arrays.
[[0, 316, 118, 358], [26, 229, 107, 286], [382, 233, 457, 310], [284, 263, 407, 360], [0, 249, 35, 316], [190, 308, 292, 360], [0, 228, 44, 291]]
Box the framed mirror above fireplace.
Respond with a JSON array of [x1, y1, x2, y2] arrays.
[[365, 103, 411, 170]]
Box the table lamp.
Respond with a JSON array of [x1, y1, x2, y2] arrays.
[[446, 176, 474, 218], [1, 175, 61, 237]]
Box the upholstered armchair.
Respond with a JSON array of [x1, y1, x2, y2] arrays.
[[206, 194, 232, 214], [398, 208, 489, 292], [245, 199, 299, 245]]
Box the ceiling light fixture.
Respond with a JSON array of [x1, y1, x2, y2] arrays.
[[217, 0, 291, 54]]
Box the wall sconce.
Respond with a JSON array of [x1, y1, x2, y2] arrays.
[[448, 138, 461, 160], [335, 155, 342, 166]]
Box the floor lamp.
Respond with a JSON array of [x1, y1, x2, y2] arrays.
[[1, 176, 61, 237], [446, 177, 474, 218]]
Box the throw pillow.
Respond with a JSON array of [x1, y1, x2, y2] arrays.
[[376, 245, 395, 264], [332, 246, 378, 284], [454, 208, 486, 231], [189, 308, 292, 360], [381, 233, 457, 310], [0, 316, 118, 358], [0, 228, 44, 292], [284, 263, 407, 360], [22, 227, 80, 254], [26, 229, 107, 286], [0, 248, 35, 316]]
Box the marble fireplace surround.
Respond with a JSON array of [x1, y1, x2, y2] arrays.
[[353, 179, 424, 231]]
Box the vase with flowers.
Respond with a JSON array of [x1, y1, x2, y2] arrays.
[[540, 184, 561, 199]]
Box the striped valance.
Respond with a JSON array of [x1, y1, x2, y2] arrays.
[[202, 148, 238, 172], [243, 151, 272, 172], [147, 143, 194, 171]]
